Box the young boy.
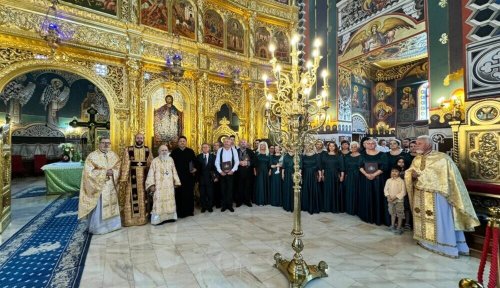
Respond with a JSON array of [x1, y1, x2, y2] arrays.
[[384, 167, 407, 235]]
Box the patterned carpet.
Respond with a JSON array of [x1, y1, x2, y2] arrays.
[[0, 195, 92, 287], [11, 186, 47, 199]]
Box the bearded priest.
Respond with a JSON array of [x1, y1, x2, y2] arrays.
[[145, 145, 181, 225], [119, 133, 153, 226], [78, 136, 122, 235]]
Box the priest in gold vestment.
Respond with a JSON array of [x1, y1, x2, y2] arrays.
[[405, 135, 479, 258], [145, 145, 181, 225], [78, 137, 122, 234], [120, 133, 153, 226]]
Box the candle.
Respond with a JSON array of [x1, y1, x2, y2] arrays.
[[321, 70, 328, 86], [262, 74, 268, 88], [269, 43, 276, 59]]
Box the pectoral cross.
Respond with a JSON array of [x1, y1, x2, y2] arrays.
[[69, 106, 110, 151]]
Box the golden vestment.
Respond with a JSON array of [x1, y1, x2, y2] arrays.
[[404, 151, 479, 244], [78, 150, 121, 220], [145, 157, 181, 224], [119, 146, 153, 226]]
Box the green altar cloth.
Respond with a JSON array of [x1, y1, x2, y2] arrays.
[[41, 162, 84, 194]]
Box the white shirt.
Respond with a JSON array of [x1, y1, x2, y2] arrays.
[[215, 147, 240, 173]]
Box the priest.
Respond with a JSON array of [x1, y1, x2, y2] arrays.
[[78, 136, 122, 234], [169, 136, 197, 218], [145, 145, 181, 225], [405, 135, 479, 258], [119, 133, 153, 226]]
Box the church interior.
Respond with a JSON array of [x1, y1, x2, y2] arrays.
[[0, 0, 499, 287]]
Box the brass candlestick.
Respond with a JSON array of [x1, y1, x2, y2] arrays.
[[264, 36, 329, 287]]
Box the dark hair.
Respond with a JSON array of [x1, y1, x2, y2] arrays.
[[340, 140, 350, 146], [391, 167, 401, 172], [230, 135, 236, 138], [201, 142, 211, 147], [178, 135, 187, 141], [404, 138, 411, 142], [410, 140, 417, 144], [327, 142, 338, 153]]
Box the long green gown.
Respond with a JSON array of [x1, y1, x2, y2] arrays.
[[281, 153, 294, 212], [301, 154, 321, 214], [254, 153, 271, 205], [269, 154, 282, 206], [359, 152, 388, 225], [321, 153, 345, 213], [344, 154, 362, 216]]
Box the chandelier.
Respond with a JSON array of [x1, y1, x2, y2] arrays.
[[265, 34, 330, 287], [162, 52, 185, 83], [39, 0, 74, 52]]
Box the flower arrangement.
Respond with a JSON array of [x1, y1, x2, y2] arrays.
[[58, 143, 81, 162]]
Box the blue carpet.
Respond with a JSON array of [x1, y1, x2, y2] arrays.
[[0, 195, 92, 288], [11, 186, 47, 199]]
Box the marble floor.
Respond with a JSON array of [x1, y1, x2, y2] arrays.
[[1, 179, 483, 288]]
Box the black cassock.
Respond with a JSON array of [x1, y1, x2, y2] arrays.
[[170, 147, 197, 218]]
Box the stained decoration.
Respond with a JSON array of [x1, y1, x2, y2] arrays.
[[227, 18, 244, 53], [172, 0, 196, 39], [203, 10, 224, 47], [141, 0, 169, 31], [255, 27, 271, 59]]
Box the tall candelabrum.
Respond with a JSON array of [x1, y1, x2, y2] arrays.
[[264, 35, 329, 287]]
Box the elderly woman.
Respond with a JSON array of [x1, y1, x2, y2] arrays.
[[254, 142, 271, 205], [344, 141, 362, 216], [301, 144, 321, 214], [321, 142, 345, 213], [359, 138, 388, 225]]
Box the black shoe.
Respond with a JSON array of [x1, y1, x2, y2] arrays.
[[208, 208, 213, 213], [201, 208, 206, 213], [216, 205, 222, 209], [229, 207, 234, 212], [221, 208, 226, 212], [245, 203, 252, 207], [236, 203, 242, 207]]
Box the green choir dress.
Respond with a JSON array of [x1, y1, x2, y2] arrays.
[[321, 153, 345, 213], [254, 153, 271, 205], [269, 154, 282, 207], [301, 154, 321, 214], [281, 153, 295, 212], [344, 154, 362, 216], [359, 152, 388, 225]]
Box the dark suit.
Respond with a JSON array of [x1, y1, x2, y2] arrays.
[[235, 148, 255, 206], [196, 153, 216, 210]]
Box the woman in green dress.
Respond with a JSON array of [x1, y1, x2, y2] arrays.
[[254, 142, 271, 205], [344, 141, 361, 216], [301, 144, 321, 214], [281, 150, 295, 212], [269, 146, 282, 206], [321, 142, 345, 213], [359, 138, 388, 225]]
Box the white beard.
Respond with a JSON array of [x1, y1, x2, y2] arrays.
[[159, 154, 169, 161]]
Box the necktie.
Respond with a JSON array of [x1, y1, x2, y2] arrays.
[[204, 154, 208, 165]]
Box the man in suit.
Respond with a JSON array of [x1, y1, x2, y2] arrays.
[[235, 139, 254, 207], [196, 143, 216, 213]]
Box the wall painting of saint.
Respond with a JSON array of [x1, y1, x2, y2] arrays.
[[141, 0, 169, 31], [203, 10, 224, 48], [62, 0, 118, 16], [255, 27, 271, 59], [274, 31, 289, 62], [227, 18, 244, 53], [172, 0, 196, 39]]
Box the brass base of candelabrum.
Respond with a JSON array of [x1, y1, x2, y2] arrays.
[[273, 252, 328, 288], [458, 278, 484, 288]]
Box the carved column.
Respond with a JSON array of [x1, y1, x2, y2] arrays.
[[126, 58, 142, 136], [115, 109, 129, 153], [197, 0, 205, 43], [249, 12, 256, 58], [248, 83, 256, 142], [197, 72, 209, 144]]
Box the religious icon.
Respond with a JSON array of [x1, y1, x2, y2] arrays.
[[362, 0, 389, 14], [40, 78, 70, 127], [373, 102, 393, 120], [274, 31, 290, 62], [172, 0, 195, 39], [352, 85, 360, 108], [343, 17, 415, 54], [400, 87, 416, 109], [227, 18, 244, 53], [203, 10, 224, 47], [255, 27, 271, 59], [63, 0, 117, 15], [140, 0, 169, 31], [154, 94, 183, 146], [375, 82, 392, 101], [362, 88, 369, 110]]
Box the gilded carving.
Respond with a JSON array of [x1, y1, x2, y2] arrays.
[[470, 132, 499, 181]]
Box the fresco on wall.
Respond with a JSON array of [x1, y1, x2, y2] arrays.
[[203, 10, 224, 47], [274, 31, 290, 62], [0, 72, 109, 128], [397, 84, 418, 122], [172, 0, 196, 39], [339, 14, 425, 62], [374, 82, 392, 101], [141, 0, 169, 31], [338, 68, 352, 122], [62, 0, 118, 16], [351, 76, 371, 122], [227, 18, 244, 53], [255, 27, 271, 59]]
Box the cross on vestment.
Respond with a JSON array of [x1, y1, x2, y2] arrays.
[[69, 106, 110, 152]]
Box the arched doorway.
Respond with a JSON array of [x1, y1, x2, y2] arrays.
[[0, 68, 114, 234]]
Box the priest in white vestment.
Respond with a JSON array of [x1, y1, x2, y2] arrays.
[[145, 145, 181, 225], [78, 137, 122, 234]]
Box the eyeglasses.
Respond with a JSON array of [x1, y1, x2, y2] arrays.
[[101, 142, 111, 145]]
